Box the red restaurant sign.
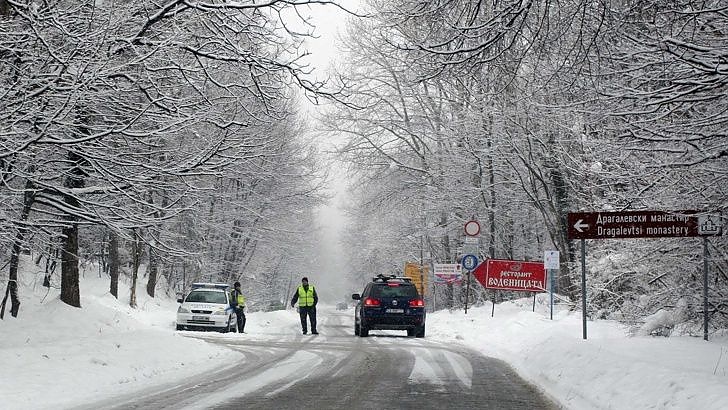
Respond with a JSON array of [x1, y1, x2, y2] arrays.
[[473, 259, 546, 292]]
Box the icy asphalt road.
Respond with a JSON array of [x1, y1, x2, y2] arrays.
[[77, 308, 559, 410]]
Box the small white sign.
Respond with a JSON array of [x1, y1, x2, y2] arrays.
[[433, 263, 461, 275], [544, 251, 560, 270], [464, 236, 479, 244]]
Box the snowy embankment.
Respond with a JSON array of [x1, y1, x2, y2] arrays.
[[427, 300, 728, 410], [1, 265, 726, 410], [0, 271, 241, 410]]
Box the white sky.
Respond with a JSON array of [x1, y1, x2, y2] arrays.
[[2, 264, 727, 409], [279, 1, 361, 301]]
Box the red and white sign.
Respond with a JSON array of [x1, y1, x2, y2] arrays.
[[433, 263, 462, 284], [473, 259, 546, 292], [464, 220, 480, 236]]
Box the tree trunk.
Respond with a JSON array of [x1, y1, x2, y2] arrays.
[[60, 151, 86, 308], [60, 222, 81, 307], [108, 231, 119, 298], [1, 178, 36, 318], [43, 245, 58, 288], [485, 135, 497, 259], [130, 269, 138, 308], [546, 136, 577, 298], [146, 244, 157, 297], [129, 230, 141, 308], [145, 190, 167, 298], [2, 242, 24, 319]]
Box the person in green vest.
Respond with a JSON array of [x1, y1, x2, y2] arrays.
[[290, 276, 318, 334], [229, 281, 246, 333]]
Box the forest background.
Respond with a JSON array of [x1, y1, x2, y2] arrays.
[[1, 0, 726, 337]]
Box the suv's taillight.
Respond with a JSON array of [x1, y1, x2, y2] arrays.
[[409, 299, 425, 307], [364, 297, 381, 307]]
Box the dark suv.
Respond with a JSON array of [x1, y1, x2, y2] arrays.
[[352, 274, 426, 338]]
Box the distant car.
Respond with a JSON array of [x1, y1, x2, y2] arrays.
[[336, 302, 348, 311], [352, 274, 425, 337], [176, 283, 236, 332]]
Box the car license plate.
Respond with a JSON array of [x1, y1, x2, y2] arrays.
[[192, 315, 207, 320], [386, 309, 404, 314]]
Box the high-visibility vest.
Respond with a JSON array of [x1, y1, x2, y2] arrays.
[[230, 289, 245, 307], [297, 285, 315, 307]]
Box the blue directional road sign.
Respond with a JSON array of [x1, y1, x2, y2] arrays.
[[462, 254, 478, 271]]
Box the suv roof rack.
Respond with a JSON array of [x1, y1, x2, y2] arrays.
[[372, 274, 412, 283], [191, 282, 230, 290]]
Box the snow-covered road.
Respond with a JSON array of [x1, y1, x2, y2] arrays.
[[71, 309, 556, 409]]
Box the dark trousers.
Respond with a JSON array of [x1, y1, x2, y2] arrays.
[[234, 307, 246, 332], [299, 306, 316, 333]]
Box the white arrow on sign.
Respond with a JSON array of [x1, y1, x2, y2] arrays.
[[573, 219, 589, 232]]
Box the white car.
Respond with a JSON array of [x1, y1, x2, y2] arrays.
[[176, 283, 236, 332]]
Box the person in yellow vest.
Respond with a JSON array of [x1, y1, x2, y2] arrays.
[[229, 281, 246, 333], [290, 276, 318, 334]]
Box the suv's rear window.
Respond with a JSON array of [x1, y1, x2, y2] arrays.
[[186, 290, 227, 304], [371, 284, 418, 298]]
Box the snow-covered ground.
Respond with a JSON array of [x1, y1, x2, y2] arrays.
[[1, 266, 726, 410]]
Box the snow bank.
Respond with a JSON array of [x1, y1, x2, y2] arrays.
[[0, 264, 240, 410], [426, 297, 728, 410]]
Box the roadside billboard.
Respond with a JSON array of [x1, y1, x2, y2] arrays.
[[473, 259, 546, 292]]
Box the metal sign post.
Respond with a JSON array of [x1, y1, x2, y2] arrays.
[[461, 254, 478, 315], [491, 291, 496, 317], [703, 237, 709, 341], [462, 220, 480, 316], [580, 239, 587, 340], [464, 271, 471, 314], [544, 251, 559, 321], [549, 270, 554, 320]]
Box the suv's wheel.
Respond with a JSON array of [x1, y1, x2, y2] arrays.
[[354, 323, 360, 336], [415, 325, 425, 338], [360, 324, 369, 337], [407, 328, 415, 337]]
